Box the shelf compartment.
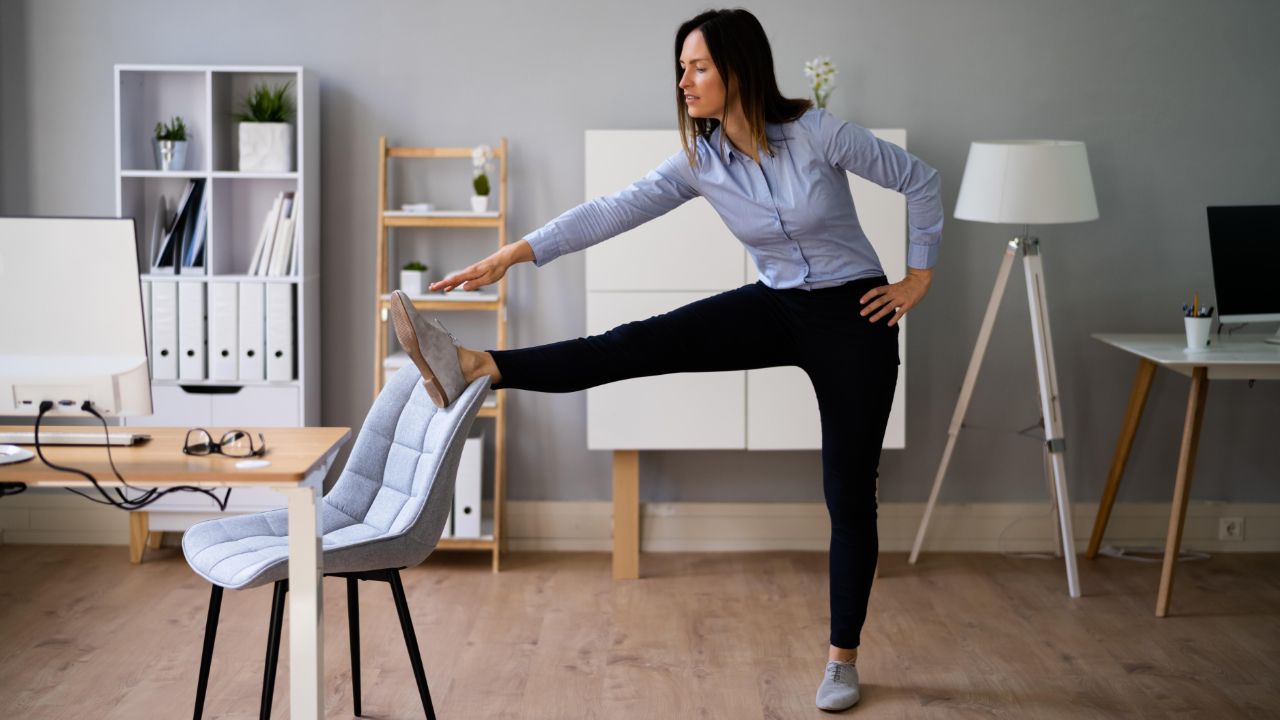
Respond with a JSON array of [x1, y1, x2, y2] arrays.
[[209, 176, 299, 276], [118, 69, 208, 172], [210, 70, 299, 173]]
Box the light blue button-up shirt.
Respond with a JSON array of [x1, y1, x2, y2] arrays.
[[524, 107, 943, 290]]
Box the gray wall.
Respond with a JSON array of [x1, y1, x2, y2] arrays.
[[3, 0, 1277, 505]]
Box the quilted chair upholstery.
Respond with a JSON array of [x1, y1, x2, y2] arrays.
[[183, 366, 489, 589]]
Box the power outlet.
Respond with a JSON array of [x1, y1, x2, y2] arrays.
[[1218, 517, 1245, 541]]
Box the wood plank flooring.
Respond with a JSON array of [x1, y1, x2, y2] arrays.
[[1, 546, 1277, 719]]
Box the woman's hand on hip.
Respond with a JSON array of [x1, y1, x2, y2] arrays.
[[859, 267, 933, 327]]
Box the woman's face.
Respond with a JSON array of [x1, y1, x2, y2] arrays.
[[679, 29, 727, 118]]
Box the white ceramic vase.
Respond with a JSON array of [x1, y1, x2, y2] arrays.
[[470, 195, 489, 213], [399, 270, 426, 295], [239, 122, 293, 172]]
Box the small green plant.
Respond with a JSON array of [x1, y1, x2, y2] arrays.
[[233, 81, 295, 123], [472, 174, 490, 196], [402, 261, 428, 272], [154, 116, 188, 141]]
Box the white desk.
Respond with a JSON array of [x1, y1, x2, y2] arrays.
[[1087, 334, 1280, 616], [0, 426, 351, 719]]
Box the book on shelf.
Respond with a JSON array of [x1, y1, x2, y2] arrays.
[[180, 185, 208, 273], [267, 194, 296, 276], [152, 179, 204, 273], [247, 193, 283, 275], [148, 195, 169, 268]]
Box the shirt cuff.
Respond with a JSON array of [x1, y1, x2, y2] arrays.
[[907, 241, 939, 270], [523, 227, 562, 268]]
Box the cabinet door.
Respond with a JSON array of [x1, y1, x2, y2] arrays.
[[745, 129, 907, 450], [585, 130, 746, 293], [211, 386, 300, 427], [142, 385, 213, 427], [586, 291, 745, 450]]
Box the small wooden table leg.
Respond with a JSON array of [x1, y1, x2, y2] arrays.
[[1156, 366, 1209, 617], [612, 450, 639, 580], [1088, 358, 1157, 559], [128, 511, 149, 564]]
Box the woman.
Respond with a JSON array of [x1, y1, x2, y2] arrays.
[[390, 8, 942, 712]]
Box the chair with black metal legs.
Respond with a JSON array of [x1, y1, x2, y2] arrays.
[[183, 367, 490, 719]]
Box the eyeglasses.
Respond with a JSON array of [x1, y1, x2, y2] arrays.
[[183, 428, 267, 458]]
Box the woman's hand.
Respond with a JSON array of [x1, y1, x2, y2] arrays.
[[429, 243, 526, 292], [859, 267, 933, 326]]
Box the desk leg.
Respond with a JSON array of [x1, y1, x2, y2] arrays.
[[128, 512, 148, 564], [1156, 366, 1209, 618], [613, 450, 639, 580], [1088, 358, 1157, 559], [284, 485, 325, 719]]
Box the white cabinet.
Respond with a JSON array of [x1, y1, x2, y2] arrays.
[[585, 128, 907, 451]]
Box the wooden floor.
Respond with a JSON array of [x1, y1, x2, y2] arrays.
[[1, 547, 1278, 719]]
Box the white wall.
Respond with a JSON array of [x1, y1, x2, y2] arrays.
[[2, 0, 1278, 506]]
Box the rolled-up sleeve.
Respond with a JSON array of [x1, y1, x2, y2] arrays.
[[523, 151, 700, 267], [810, 108, 944, 269]]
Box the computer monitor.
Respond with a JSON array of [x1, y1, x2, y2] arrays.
[[0, 217, 153, 416], [1207, 205, 1280, 345]]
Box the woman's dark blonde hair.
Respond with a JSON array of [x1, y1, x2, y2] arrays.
[[675, 8, 812, 167]]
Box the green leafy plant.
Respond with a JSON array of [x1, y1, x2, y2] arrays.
[[402, 261, 428, 272], [154, 116, 188, 141], [472, 174, 490, 196], [233, 81, 295, 123]]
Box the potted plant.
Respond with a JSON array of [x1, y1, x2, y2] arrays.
[[804, 56, 838, 109], [234, 81, 295, 172], [470, 144, 494, 212], [153, 116, 189, 171], [400, 261, 429, 295]]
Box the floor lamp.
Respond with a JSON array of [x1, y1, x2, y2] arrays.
[[908, 140, 1098, 599]]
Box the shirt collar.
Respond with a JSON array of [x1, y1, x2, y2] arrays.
[[708, 121, 789, 165]]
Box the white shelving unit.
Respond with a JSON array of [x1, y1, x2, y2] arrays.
[[113, 64, 320, 560]]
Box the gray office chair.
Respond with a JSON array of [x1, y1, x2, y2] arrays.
[[182, 367, 490, 720]]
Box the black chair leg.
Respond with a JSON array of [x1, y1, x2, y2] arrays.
[[193, 584, 224, 720], [389, 570, 437, 720], [259, 579, 288, 720], [348, 577, 362, 716]]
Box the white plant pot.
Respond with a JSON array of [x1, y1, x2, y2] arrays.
[[239, 122, 293, 172], [399, 270, 426, 295], [470, 195, 490, 213]]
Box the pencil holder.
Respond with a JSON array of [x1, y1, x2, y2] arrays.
[[1184, 316, 1211, 350]]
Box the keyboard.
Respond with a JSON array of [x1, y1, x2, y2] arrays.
[[0, 431, 151, 447]]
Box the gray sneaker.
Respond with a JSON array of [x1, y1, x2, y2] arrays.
[[815, 660, 860, 712]]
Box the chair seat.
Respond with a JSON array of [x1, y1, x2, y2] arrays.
[[183, 506, 414, 589]]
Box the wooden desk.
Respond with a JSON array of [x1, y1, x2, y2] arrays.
[[0, 425, 351, 720], [1087, 334, 1280, 616]]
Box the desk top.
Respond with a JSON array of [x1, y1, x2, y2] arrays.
[[1092, 333, 1280, 380], [0, 426, 351, 488]]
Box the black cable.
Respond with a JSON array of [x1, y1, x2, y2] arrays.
[[34, 401, 232, 512]]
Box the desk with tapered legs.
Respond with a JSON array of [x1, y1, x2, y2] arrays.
[[0, 426, 350, 720], [1087, 334, 1280, 617]]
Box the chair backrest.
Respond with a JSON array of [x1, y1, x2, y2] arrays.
[[321, 366, 489, 566]]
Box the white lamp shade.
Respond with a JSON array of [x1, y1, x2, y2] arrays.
[[954, 140, 1099, 224]]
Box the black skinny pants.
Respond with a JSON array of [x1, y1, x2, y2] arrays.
[[489, 276, 899, 649]]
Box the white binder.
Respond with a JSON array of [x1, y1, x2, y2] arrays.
[[150, 280, 178, 380], [265, 283, 295, 382], [208, 282, 239, 381], [177, 282, 207, 380], [453, 434, 484, 538], [238, 282, 265, 381]]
